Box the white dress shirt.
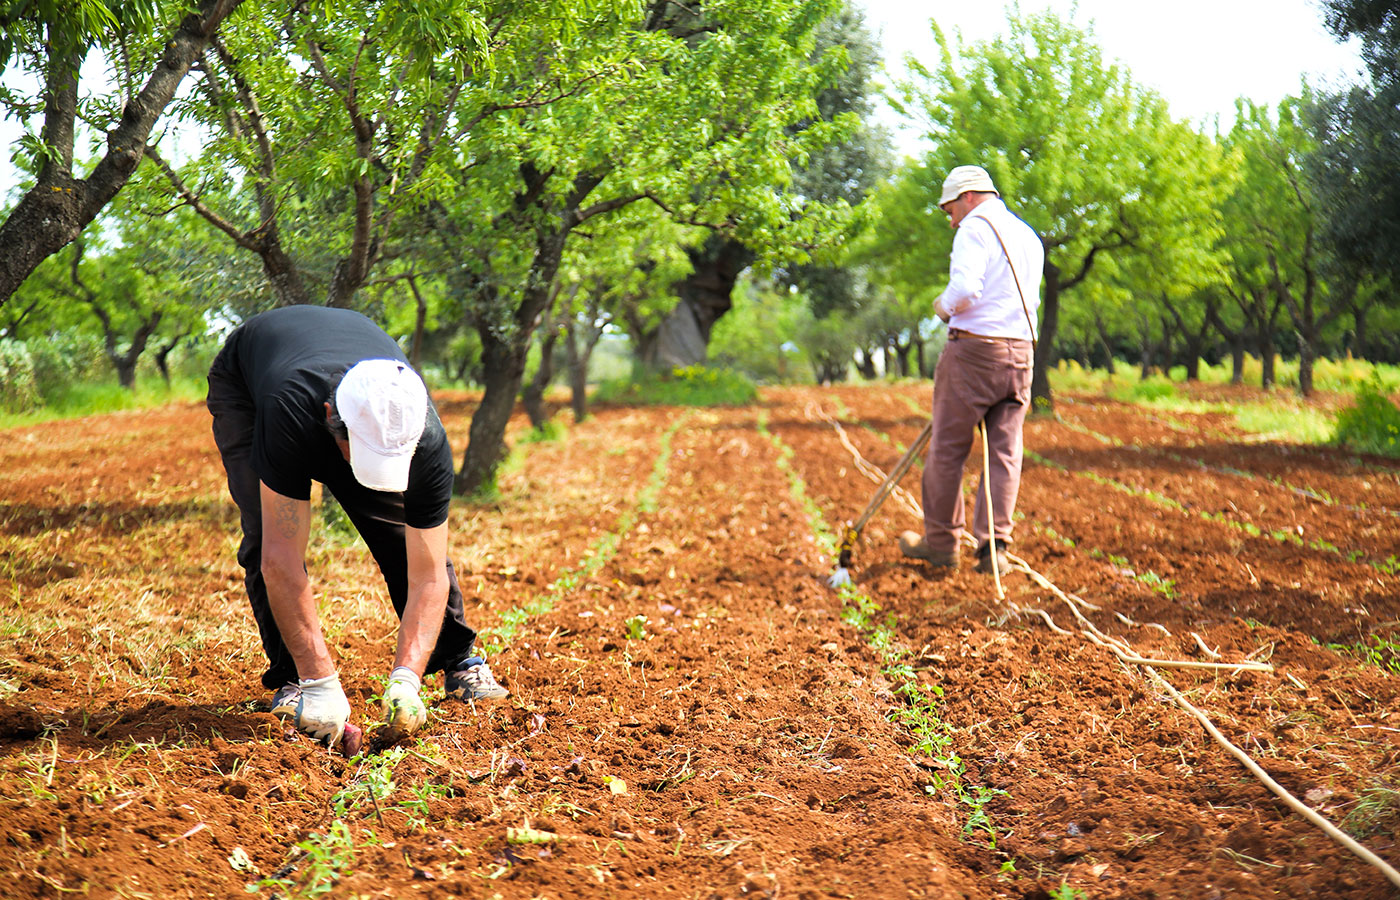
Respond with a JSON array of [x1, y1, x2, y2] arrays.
[[933, 198, 1044, 341]]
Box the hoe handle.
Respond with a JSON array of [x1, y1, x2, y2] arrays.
[[839, 420, 934, 562]]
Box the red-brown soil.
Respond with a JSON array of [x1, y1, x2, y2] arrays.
[[1, 383, 1397, 899]]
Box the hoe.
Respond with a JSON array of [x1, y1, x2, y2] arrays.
[[827, 419, 1004, 597], [827, 420, 933, 588]]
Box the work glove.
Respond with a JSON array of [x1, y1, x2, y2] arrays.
[[293, 673, 352, 747], [382, 667, 428, 739]]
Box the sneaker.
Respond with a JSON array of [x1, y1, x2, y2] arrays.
[[974, 540, 1010, 575], [898, 531, 958, 569], [445, 658, 509, 702], [269, 682, 301, 719]]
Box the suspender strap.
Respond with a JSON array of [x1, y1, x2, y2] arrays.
[[981, 217, 1039, 354]]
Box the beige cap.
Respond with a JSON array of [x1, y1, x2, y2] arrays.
[[939, 165, 998, 207]]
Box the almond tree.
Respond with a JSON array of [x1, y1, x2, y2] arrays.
[[0, 0, 244, 303], [1224, 96, 1351, 396], [426, 0, 855, 495], [141, 0, 516, 309]]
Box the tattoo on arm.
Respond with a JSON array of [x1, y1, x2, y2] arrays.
[[268, 493, 302, 539]]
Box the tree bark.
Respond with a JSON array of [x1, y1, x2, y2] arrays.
[[407, 276, 429, 371], [563, 288, 604, 423], [0, 0, 244, 304], [522, 318, 561, 428], [854, 347, 876, 380], [1030, 262, 1061, 414], [154, 332, 186, 384], [644, 236, 753, 369], [1094, 319, 1117, 375]]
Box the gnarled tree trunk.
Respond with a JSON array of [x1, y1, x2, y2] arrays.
[[642, 236, 753, 370]]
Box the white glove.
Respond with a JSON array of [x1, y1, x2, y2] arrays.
[[293, 673, 351, 747], [382, 667, 427, 738]]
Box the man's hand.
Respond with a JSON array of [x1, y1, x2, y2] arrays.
[[294, 673, 352, 746], [934, 296, 951, 323], [382, 667, 428, 739]]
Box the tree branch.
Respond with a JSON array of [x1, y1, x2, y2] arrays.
[[144, 144, 260, 251]]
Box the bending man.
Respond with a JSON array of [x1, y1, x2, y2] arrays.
[[207, 305, 507, 747], [899, 165, 1043, 575]]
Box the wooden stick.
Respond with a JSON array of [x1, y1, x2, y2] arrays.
[[1150, 669, 1400, 891], [978, 421, 1004, 599]]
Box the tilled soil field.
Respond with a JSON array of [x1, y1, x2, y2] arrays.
[[1, 383, 1397, 899]]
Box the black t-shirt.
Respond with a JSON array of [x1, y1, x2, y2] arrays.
[[219, 306, 453, 528]]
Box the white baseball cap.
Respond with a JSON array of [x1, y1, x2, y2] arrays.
[[335, 359, 428, 492], [939, 165, 999, 207]]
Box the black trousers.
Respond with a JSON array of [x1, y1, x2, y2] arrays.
[[206, 357, 477, 691]]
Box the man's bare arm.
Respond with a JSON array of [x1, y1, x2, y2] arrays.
[[394, 522, 451, 676], [259, 483, 335, 680]]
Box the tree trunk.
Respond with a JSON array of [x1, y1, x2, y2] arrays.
[[1297, 331, 1316, 398], [1259, 331, 1276, 388], [522, 324, 560, 428], [564, 320, 594, 423], [1182, 340, 1201, 381], [1030, 262, 1061, 414], [1350, 294, 1373, 359], [407, 276, 428, 371], [154, 334, 184, 384], [645, 236, 753, 370], [456, 212, 576, 494], [1095, 321, 1117, 376], [104, 311, 161, 390], [854, 348, 876, 380], [455, 335, 522, 496]]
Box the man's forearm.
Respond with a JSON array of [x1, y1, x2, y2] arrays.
[[260, 483, 336, 680], [394, 576, 449, 674]]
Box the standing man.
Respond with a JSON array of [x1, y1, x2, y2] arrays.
[[207, 305, 508, 748], [899, 165, 1043, 575]]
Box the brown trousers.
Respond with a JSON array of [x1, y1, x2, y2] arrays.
[[920, 331, 1034, 554]]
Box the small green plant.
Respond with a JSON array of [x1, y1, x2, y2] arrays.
[[1332, 378, 1400, 459], [257, 820, 357, 897], [520, 419, 566, 444], [1136, 570, 1177, 598], [1329, 634, 1400, 675], [1050, 882, 1087, 900], [961, 784, 1009, 846], [624, 615, 648, 641], [331, 746, 405, 818], [1342, 778, 1400, 838]]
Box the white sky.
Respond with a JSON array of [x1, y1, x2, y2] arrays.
[[857, 0, 1367, 155]]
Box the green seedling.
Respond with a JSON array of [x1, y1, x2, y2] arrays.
[[1050, 882, 1087, 900], [1342, 778, 1400, 838], [257, 820, 357, 898]]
